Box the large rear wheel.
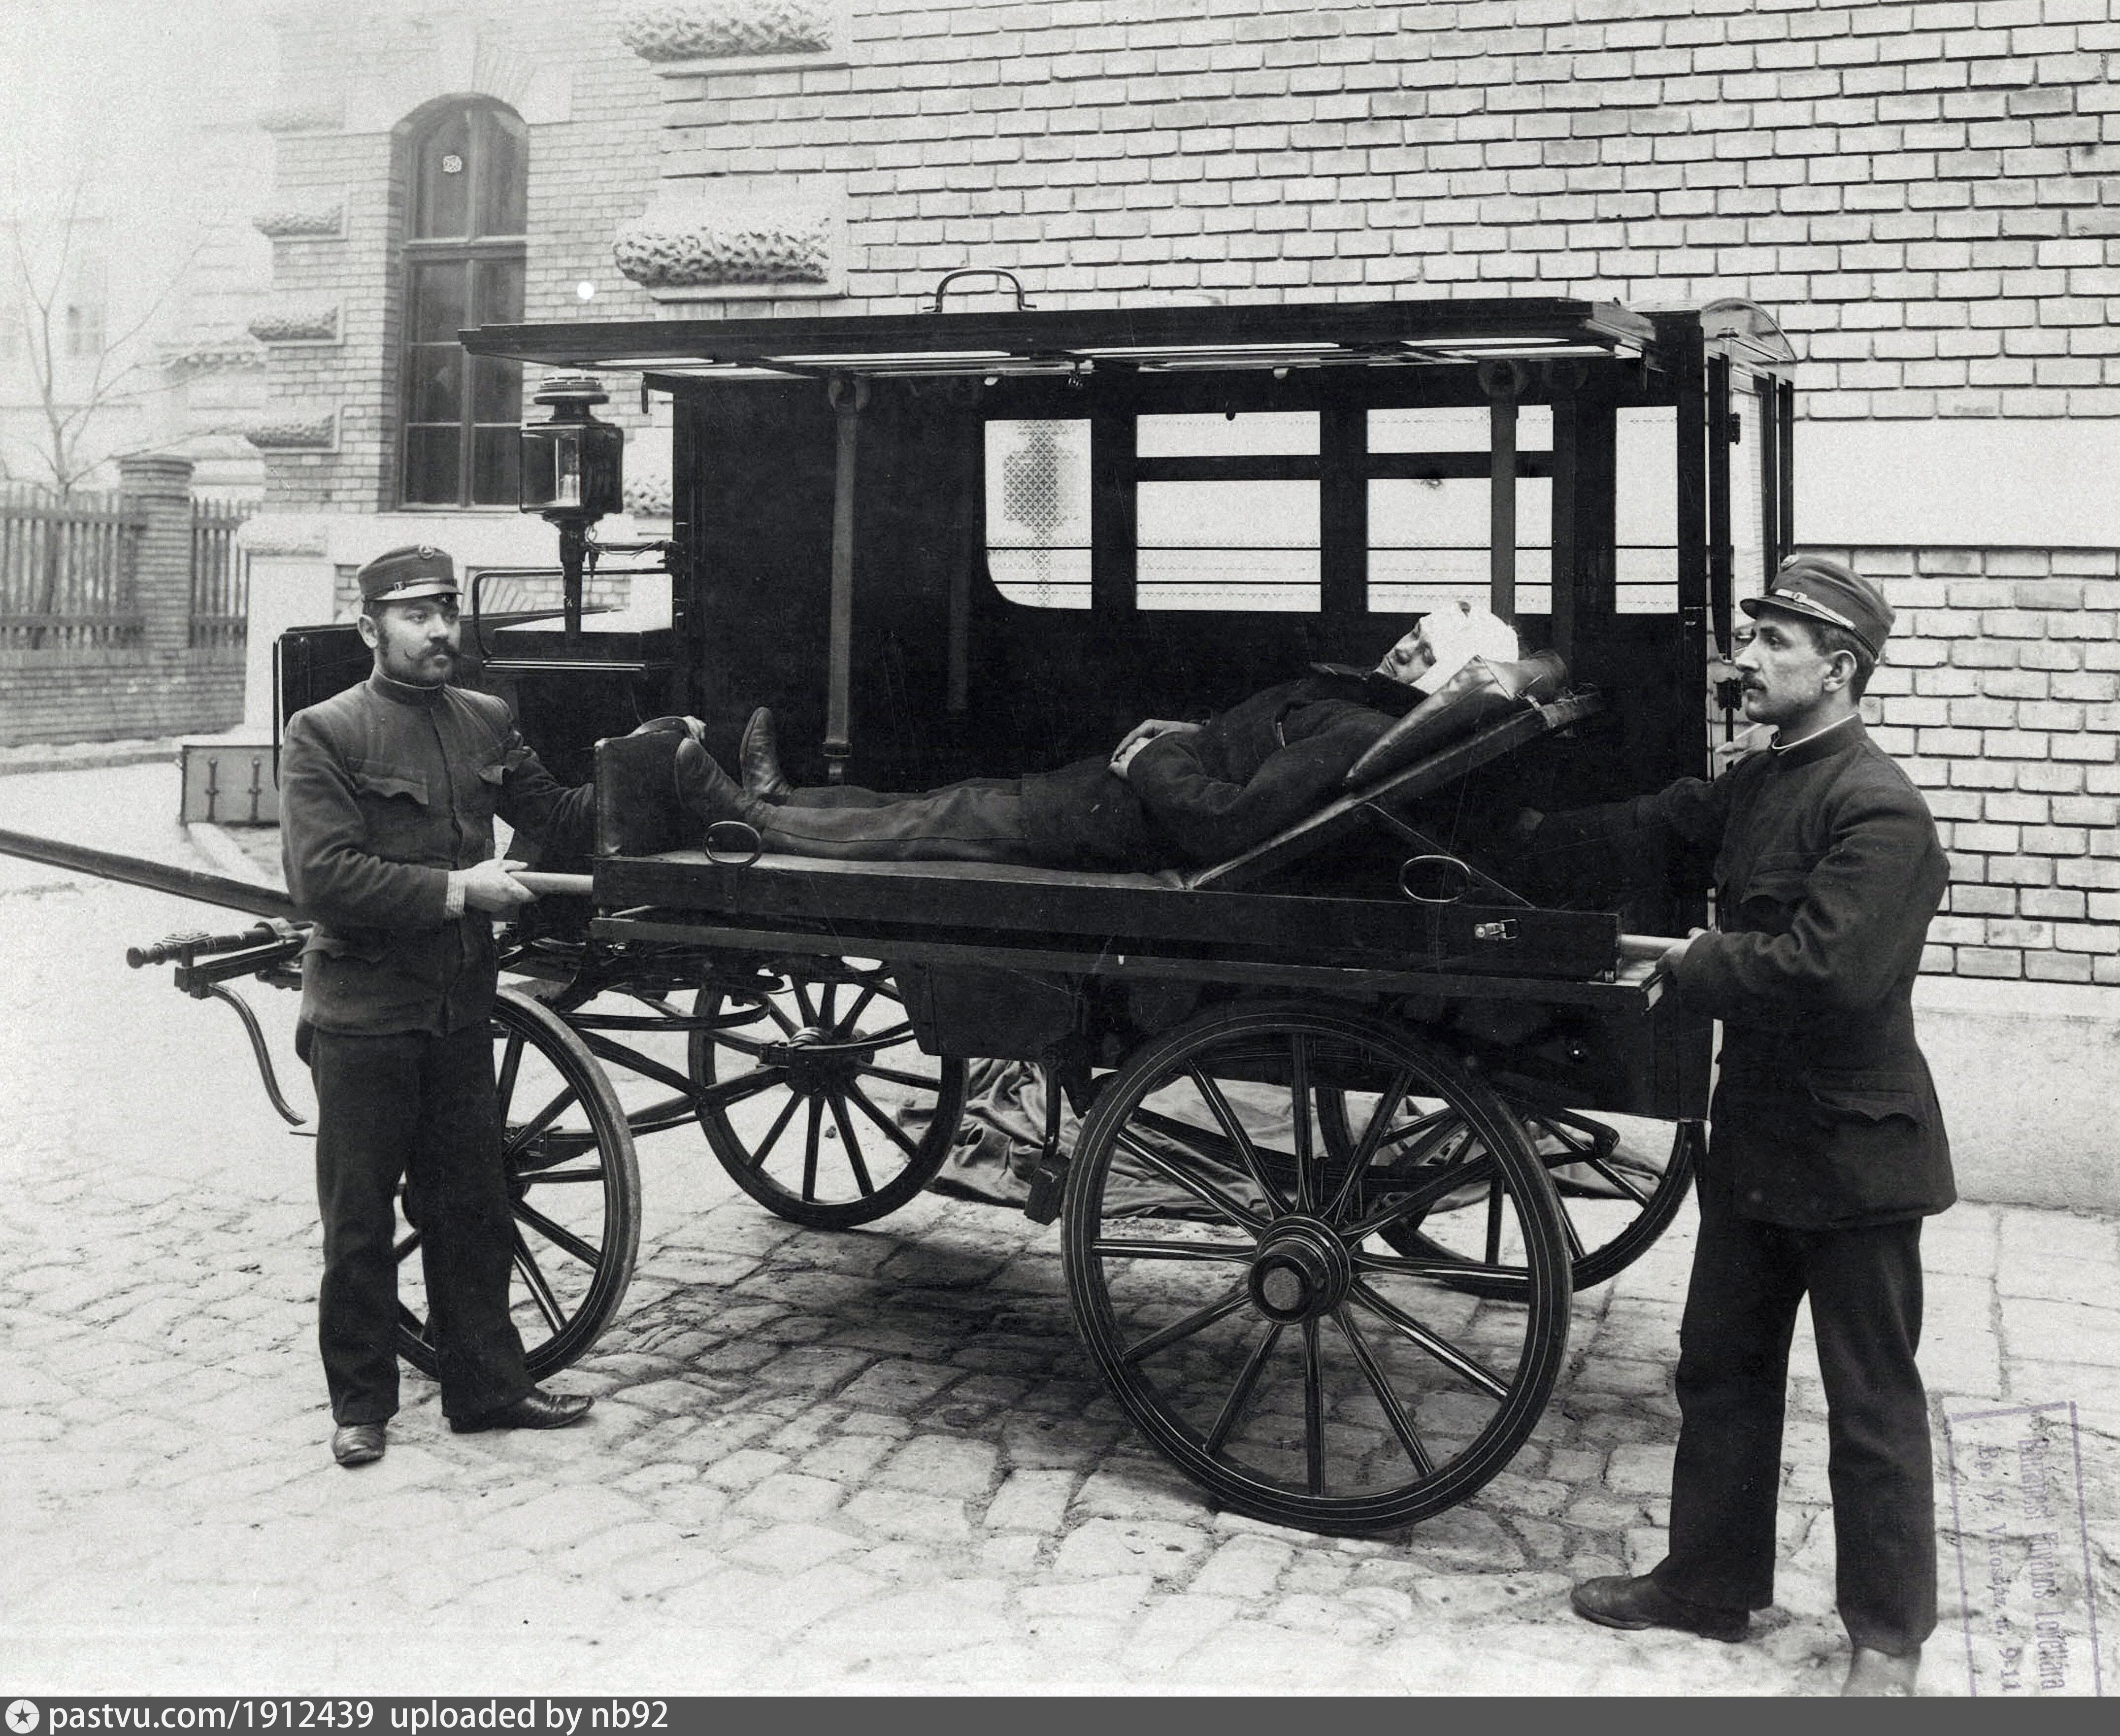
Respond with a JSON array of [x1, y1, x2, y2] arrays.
[[1062, 1001, 1572, 1534]]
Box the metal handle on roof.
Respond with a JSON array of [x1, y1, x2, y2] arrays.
[[929, 268, 1034, 313]]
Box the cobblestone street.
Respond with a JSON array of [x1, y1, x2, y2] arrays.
[[2, 763, 2115, 1696]]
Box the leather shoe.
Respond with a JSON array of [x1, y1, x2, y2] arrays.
[[1842, 1645, 1920, 1696], [739, 707, 793, 802], [1570, 1573, 1749, 1643], [674, 738, 767, 830], [330, 1421, 386, 1468], [448, 1388, 594, 1434]]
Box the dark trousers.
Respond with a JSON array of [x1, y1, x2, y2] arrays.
[[762, 775, 1038, 864], [309, 1024, 530, 1425], [1652, 1188, 1936, 1655]]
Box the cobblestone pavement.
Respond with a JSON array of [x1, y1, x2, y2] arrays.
[[3, 764, 2115, 1696]]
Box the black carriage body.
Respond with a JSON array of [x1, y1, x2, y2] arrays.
[[459, 293, 1799, 1128]]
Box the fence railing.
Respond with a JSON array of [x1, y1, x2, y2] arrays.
[[190, 496, 253, 649], [0, 484, 146, 650]]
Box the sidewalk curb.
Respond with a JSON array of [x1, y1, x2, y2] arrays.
[[0, 740, 182, 777]]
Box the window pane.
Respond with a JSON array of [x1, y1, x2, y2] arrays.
[[415, 111, 472, 239], [986, 420, 1091, 547], [471, 427, 518, 506], [1137, 480, 1317, 548], [988, 546, 1091, 610], [1731, 381, 1768, 599], [408, 263, 468, 344], [1616, 405, 1679, 615], [474, 257, 524, 326], [476, 110, 528, 237], [1138, 547, 1319, 611], [403, 427, 461, 505], [1137, 411, 1318, 458], [470, 355, 521, 423], [408, 348, 462, 423], [1369, 404, 1553, 453], [1368, 476, 1553, 617]]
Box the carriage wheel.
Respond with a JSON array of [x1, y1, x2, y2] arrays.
[[395, 987, 641, 1380], [1062, 1001, 1571, 1534], [690, 958, 967, 1229], [1321, 1095, 1701, 1295]]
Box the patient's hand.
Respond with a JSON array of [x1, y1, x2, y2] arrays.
[[1111, 717, 1200, 761]]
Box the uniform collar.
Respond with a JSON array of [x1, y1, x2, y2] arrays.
[[367, 669, 449, 707], [1769, 709, 1863, 768], [1306, 663, 1421, 717]]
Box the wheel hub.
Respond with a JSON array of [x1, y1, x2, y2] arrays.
[[1247, 1216, 1353, 1324], [765, 1026, 872, 1095]]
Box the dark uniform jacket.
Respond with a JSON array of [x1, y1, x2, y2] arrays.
[[281, 673, 593, 1037], [1019, 669, 1409, 869], [1546, 717, 1954, 1229]]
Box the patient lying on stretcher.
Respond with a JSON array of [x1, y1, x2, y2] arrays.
[[675, 603, 1559, 872]]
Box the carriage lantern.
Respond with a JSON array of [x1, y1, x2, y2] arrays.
[[519, 373, 624, 638]]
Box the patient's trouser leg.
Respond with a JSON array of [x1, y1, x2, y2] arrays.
[[762, 779, 1039, 864]]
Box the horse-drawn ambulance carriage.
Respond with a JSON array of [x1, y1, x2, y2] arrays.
[[3, 288, 1798, 1535]]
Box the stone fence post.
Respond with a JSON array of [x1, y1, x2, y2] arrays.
[[118, 453, 196, 657]]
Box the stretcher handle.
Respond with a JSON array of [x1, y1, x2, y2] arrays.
[[1618, 933, 1687, 964], [511, 871, 595, 897]]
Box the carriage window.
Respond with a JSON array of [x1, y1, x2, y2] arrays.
[[985, 419, 1092, 608], [399, 101, 528, 509], [1615, 406, 1679, 614], [1730, 380, 1769, 602], [1137, 411, 1319, 610], [1368, 406, 1554, 616]]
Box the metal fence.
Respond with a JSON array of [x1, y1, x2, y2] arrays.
[[190, 496, 253, 649], [0, 483, 146, 650]]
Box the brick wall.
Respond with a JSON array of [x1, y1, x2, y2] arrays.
[[1825, 541, 2119, 983], [0, 657, 243, 749], [650, 0, 2120, 430]]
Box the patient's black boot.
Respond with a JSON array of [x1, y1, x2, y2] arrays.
[[675, 739, 769, 830], [739, 707, 794, 802]]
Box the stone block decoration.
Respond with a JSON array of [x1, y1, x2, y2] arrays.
[[614, 179, 839, 294], [248, 305, 340, 344], [161, 337, 267, 376], [253, 201, 346, 240], [244, 414, 338, 452], [619, 0, 840, 64]]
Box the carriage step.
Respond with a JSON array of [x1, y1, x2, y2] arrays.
[[1024, 1153, 1069, 1225]]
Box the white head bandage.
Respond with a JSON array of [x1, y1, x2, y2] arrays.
[[1417, 601, 1522, 692]]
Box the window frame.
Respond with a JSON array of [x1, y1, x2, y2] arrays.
[[396, 100, 529, 511]]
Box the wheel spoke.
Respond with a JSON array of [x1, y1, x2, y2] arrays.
[[819, 978, 839, 1028], [1341, 1153, 1500, 1244], [1558, 1200, 1587, 1261], [1091, 1236, 1255, 1264], [1185, 1064, 1288, 1213], [1332, 1305, 1434, 1476], [695, 1065, 792, 1113], [1204, 1320, 1284, 1456], [1121, 1284, 1250, 1364], [1290, 1033, 1316, 1214], [511, 1230, 566, 1335], [863, 1063, 939, 1091], [1115, 1128, 1268, 1234], [840, 983, 880, 1030], [801, 1097, 824, 1202], [1133, 1105, 1280, 1183], [513, 1198, 600, 1268], [1324, 1068, 1413, 1224], [843, 1082, 925, 1161], [1350, 1279, 1510, 1400], [1349, 1248, 1500, 1280], [748, 1091, 802, 1169], [1582, 1153, 1655, 1207], [1484, 1180, 1504, 1266], [791, 977, 819, 1025], [826, 1093, 877, 1197], [1302, 1317, 1325, 1497], [494, 1033, 525, 1120], [504, 1084, 580, 1161]]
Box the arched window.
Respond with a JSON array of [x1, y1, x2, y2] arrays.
[[399, 101, 527, 507]]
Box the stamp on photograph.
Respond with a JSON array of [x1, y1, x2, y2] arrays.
[[1944, 1400, 2104, 1697]]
